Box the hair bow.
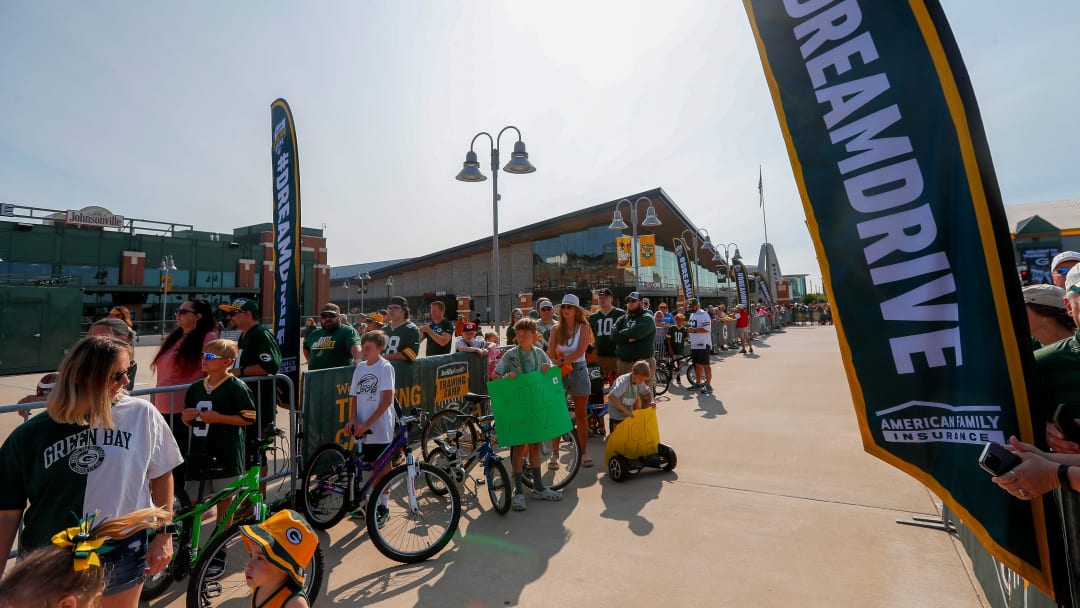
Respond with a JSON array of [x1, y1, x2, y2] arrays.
[[50, 511, 113, 571]]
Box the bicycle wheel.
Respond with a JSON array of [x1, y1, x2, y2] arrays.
[[523, 428, 582, 491], [485, 457, 512, 515], [366, 462, 461, 563], [141, 488, 194, 600], [686, 363, 699, 386], [300, 443, 352, 530], [421, 409, 480, 460], [422, 446, 460, 496], [187, 519, 325, 608], [653, 361, 671, 396]]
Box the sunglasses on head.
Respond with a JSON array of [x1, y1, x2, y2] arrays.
[[112, 364, 136, 383], [202, 352, 230, 361]]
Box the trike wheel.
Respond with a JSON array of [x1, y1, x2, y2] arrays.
[[608, 455, 629, 482]]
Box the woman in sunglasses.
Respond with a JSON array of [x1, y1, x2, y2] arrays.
[[150, 299, 217, 484], [0, 336, 183, 608]]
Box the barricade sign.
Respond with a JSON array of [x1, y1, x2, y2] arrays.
[[299, 352, 488, 464]]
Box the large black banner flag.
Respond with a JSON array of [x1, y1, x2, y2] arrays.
[[270, 99, 302, 402], [732, 258, 750, 309], [745, 0, 1052, 594], [755, 274, 773, 306], [673, 238, 696, 299]]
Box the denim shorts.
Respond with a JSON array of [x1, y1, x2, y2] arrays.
[[102, 528, 149, 595], [563, 361, 589, 396]]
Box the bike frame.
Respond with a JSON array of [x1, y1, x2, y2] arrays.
[[323, 418, 423, 514]]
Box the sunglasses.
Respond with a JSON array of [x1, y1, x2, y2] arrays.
[[175, 308, 195, 316], [202, 352, 230, 361], [1057, 266, 1074, 275], [320, 313, 338, 319], [386, 305, 403, 311], [112, 364, 136, 383]]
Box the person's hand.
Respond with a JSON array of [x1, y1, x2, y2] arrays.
[[181, 408, 200, 424], [145, 532, 173, 575], [992, 442, 1058, 500], [343, 422, 356, 437], [504, 372, 517, 379], [1046, 421, 1080, 453], [540, 363, 551, 373]]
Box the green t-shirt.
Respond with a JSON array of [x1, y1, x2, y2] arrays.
[[304, 323, 360, 370], [236, 324, 282, 426], [611, 310, 657, 361], [1034, 331, 1080, 420], [668, 326, 688, 356], [185, 376, 257, 478], [589, 308, 626, 357], [382, 321, 421, 384]]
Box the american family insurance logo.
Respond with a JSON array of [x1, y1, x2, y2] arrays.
[[874, 400, 1004, 446]]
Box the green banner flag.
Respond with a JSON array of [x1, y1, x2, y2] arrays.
[[487, 367, 573, 447], [270, 99, 302, 403], [673, 237, 695, 299], [745, 0, 1052, 596]]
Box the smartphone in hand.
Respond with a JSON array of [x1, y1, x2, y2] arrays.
[[1053, 403, 1080, 443], [978, 441, 1022, 476]]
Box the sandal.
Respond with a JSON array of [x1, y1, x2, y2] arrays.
[[582, 456, 594, 468], [548, 459, 560, 471]]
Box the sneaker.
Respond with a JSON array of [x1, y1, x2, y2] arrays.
[[675, 378, 682, 386], [750, 347, 754, 353], [348, 505, 366, 520], [531, 487, 562, 501], [205, 554, 227, 580], [740, 349, 747, 354], [375, 505, 390, 529], [701, 384, 713, 394], [687, 384, 702, 391], [512, 493, 527, 511]]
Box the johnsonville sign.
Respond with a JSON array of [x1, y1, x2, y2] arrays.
[[64, 206, 124, 229]]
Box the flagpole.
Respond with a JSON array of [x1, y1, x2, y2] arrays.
[[759, 165, 775, 301]]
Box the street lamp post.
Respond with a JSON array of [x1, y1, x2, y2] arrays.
[[680, 228, 720, 295], [159, 255, 177, 337], [608, 197, 662, 290], [716, 243, 741, 290], [386, 276, 393, 304], [343, 279, 351, 314], [455, 126, 537, 337], [357, 272, 371, 314]]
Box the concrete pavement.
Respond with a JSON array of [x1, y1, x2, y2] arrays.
[[0, 325, 987, 607]]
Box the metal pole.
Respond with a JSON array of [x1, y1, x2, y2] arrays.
[[631, 204, 639, 290], [491, 147, 501, 337], [360, 278, 365, 313], [345, 280, 350, 314]]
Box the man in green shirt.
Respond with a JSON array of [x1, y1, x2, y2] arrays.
[[220, 298, 281, 446], [304, 303, 361, 370], [588, 287, 625, 379], [382, 296, 421, 386], [611, 291, 657, 379]]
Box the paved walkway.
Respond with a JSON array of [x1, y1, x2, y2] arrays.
[[0, 325, 987, 607]]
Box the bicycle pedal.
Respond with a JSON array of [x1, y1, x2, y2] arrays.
[[474, 477, 487, 485]]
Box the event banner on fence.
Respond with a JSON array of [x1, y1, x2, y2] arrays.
[[487, 367, 573, 447], [754, 274, 773, 306], [672, 238, 695, 298], [745, 0, 1051, 594], [299, 353, 489, 464], [270, 99, 302, 402]]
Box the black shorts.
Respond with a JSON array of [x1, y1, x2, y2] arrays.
[[361, 442, 391, 464], [691, 348, 711, 365]]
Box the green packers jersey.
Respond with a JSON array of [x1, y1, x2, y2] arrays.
[[589, 308, 626, 356], [236, 324, 281, 424], [185, 376, 257, 478], [381, 322, 421, 362], [304, 324, 360, 370]]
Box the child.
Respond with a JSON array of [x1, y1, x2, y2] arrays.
[[0, 508, 170, 608], [585, 344, 607, 437], [490, 317, 561, 511], [344, 330, 396, 525], [484, 332, 502, 377], [667, 314, 689, 384], [240, 509, 318, 608], [606, 360, 654, 433], [181, 339, 256, 528], [454, 323, 489, 357]]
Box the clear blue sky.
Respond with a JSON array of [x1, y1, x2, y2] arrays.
[[2, 2, 1077, 283]]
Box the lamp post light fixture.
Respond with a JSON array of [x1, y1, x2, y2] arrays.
[[357, 272, 371, 314], [680, 228, 719, 295], [159, 255, 177, 337], [608, 196, 662, 289], [386, 276, 393, 304], [455, 126, 536, 337], [716, 243, 741, 290]]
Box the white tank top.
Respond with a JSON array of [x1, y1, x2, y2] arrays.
[[556, 324, 585, 363]]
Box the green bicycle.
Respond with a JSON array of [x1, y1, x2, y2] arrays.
[[140, 428, 325, 608]]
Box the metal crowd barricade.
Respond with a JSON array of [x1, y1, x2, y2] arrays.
[[0, 374, 299, 495]]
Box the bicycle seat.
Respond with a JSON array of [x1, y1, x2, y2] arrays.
[[463, 392, 489, 403]]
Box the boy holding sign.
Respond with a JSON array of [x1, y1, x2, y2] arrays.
[[491, 317, 563, 511]]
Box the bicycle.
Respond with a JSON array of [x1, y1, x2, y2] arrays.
[[140, 428, 326, 608], [423, 392, 582, 491], [654, 353, 697, 395], [300, 408, 462, 563], [425, 413, 512, 515]]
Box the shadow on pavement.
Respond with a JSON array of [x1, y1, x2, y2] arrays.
[[693, 395, 727, 419], [599, 471, 670, 536], [327, 559, 447, 605]]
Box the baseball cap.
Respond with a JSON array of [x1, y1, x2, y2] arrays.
[[687, 298, 699, 306], [1052, 251, 1080, 271], [1066, 266, 1080, 294], [596, 287, 613, 297], [365, 312, 384, 324], [219, 298, 259, 316], [625, 291, 641, 302], [389, 296, 409, 308], [240, 509, 317, 587], [1023, 284, 1066, 309], [463, 322, 477, 332], [321, 303, 341, 314], [539, 299, 554, 310]]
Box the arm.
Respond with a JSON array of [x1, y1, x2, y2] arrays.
[[425, 324, 453, 347], [353, 390, 394, 437], [351, 343, 363, 363], [0, 509, 21, 578], [146, 473, 175, 575], [606, 392, 634, 419], [199, 410, 253, 427]]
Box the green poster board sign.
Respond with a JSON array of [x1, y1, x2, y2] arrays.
[[487, 367, 573, 446]]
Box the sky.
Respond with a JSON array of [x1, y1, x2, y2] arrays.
[[2, 2, 1079, 290]]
